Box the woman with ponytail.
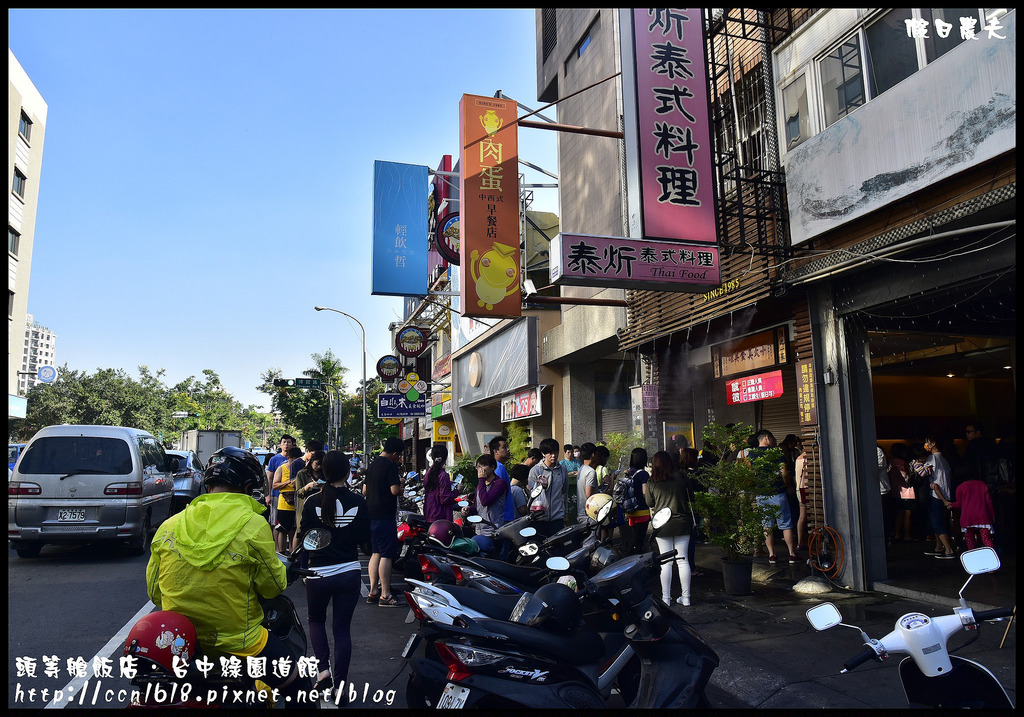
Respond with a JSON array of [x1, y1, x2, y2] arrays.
[[299, 451, 370, 703], [422, 443, 456, 524]]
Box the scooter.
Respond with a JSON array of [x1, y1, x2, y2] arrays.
[[123, 532, 326, 709], [806, 546, 1014, 709], [403, 508, 719, 709]]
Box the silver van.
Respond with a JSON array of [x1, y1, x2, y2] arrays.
[[8, 425, 175, 558]]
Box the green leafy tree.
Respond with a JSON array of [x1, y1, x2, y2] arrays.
[[13, 364, 172, 442], [601, 431, 654, 475], [506, 421, 531, 464], [690, 422, 782, 561]]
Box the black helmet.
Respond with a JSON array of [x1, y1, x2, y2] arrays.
[[510, 582, 581, 635], [204, 447, 267, 498]]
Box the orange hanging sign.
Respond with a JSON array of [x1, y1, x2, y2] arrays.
[[459, 94, 521, 318]]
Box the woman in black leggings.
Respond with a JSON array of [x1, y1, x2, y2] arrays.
[[299, 451, 370, 703]]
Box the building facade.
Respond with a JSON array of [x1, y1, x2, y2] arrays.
[[19, 314, 57, 395], [9, 50, 48, 419], [535, 8, 1015, 591]]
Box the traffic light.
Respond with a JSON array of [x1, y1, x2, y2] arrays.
[[273, 379, 295, 388]]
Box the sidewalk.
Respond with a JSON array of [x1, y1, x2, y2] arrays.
[[684, 543, 1016, 709]]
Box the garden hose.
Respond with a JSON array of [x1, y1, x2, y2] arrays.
[[808, 525, 845, 580]]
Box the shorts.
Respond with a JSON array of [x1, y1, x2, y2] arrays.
[[927, 496, 949, 537], [276, 509, 295, 533], [370, 519, 399, 559], [757, 492, 794, 531]]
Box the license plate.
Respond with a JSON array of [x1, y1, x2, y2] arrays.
[[57, 509, 86, 522], [401, 632, 420, 659], [437, 683, 470, 709]]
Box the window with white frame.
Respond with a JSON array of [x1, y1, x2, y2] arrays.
[[781, 8, 1007, 145]]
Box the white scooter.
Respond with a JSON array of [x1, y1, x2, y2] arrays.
[[806, 547, 1014, 709]]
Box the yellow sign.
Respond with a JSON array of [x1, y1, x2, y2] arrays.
[[382, 417, 402, 426], [433, 420, 456, 442]]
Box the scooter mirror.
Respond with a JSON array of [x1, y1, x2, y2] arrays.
[[466, 515, 483, 524], [650, 507, 672, 530], [545, 556, 571, 572], [806, 602, 843, 631], [960, 546, 1001, 575], [303, 528, 332, 551], [520, 527, 537, 538], [458, 500, 469, 508]]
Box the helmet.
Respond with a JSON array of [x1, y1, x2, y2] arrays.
[[123, 611, 197, 674], [427, 519, 462, 549], [204, 446, 266, 497], [510, 582, 582, 635], [556, 574, 578, 592], [585, 493, 616, 524]]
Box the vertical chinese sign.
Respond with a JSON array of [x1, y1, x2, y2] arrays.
[[620, 8, 718, 246], [459, 94, 521, 318], [372, 160, 428, 297]]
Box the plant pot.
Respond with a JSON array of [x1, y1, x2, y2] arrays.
[[720, 556, 754, 595]]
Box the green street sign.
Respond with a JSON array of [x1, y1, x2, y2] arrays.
[[294, 378, 322, 389]]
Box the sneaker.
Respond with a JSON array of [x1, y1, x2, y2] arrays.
[[789, 555, 799, 564], [936, 552, 957, 559], [924, 549, 943, 556], [378, 594, 403, 607], [768, 555, 778, 565], [676, 596, 691, 606], [366, 593, 380, 604]]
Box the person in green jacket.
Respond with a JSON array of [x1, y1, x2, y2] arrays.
[[147, 446, 305, 708], [644, 450, 694, 607]]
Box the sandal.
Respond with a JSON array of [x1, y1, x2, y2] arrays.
[[366, 592, 380, 604], [378, 594, 403, 607], [691, 569, 706, 578]]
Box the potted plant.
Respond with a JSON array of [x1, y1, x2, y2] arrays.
[[689, 422, 782, 595]]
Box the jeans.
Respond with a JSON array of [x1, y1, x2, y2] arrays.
[[654, 534, 691, 604]]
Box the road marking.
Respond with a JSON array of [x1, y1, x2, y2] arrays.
[[45, 601, 156, 709]]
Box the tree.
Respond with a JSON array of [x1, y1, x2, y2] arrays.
[[12, 364, 171, 442]]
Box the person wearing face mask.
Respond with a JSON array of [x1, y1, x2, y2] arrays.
[[529, 438, 568, 537]]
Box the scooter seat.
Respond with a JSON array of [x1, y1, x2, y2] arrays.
[[441, 585, 522, 620], [474, 619, 606, 666], [466, 557, 548, 586]]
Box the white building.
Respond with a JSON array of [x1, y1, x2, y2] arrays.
[[19, 313, 56, 395], [9, 50, 48, 417]]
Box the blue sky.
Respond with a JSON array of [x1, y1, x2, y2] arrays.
[[9, 8, 558, 410]]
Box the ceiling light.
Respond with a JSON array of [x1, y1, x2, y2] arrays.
[[946, 372, 955, 378]]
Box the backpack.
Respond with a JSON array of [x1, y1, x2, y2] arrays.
[[613, 473, 639, 513]]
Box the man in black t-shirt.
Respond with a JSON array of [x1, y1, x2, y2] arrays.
[[362, 437, 405, 607]]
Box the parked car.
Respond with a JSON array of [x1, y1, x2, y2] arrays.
[[250, 449, 275, 469], [8, 425, 175, 558], [165, 449, 206, 512], [8, 443, 26, 472]]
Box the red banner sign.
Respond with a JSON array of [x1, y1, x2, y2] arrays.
[[726, 370, 784, 405]]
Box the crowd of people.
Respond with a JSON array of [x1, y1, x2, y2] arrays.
[[876, 420, 1014, 559], [143, 420, 1013, 707]]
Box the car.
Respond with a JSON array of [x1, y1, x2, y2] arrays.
[[165, 449, 207, 512], [8, 443, 26, 472], [8, 425, 175, 558], [250, 449, 275, 469]]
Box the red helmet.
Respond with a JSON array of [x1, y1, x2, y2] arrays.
[[427, 519, 462, 549], [123, 611, 198, 674]]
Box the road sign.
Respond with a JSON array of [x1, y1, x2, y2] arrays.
[[295, 378, 322, 389], [37, 366, 57, 383]]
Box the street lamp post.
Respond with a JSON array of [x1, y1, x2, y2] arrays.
[[313, 306, 367, 463]]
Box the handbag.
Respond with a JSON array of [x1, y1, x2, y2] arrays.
[[899, 485, 916, 500]]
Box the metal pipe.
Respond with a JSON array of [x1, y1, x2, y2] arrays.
[[313, 306, 368, 462]]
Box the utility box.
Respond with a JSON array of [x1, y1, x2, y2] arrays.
[[180, 430, 245, 467]]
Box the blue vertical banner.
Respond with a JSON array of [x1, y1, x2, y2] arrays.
[[372, 160, 429, 296]]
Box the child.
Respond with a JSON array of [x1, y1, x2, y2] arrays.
[[945, 478, 996, 549]]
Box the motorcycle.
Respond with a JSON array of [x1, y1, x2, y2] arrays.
[[402, 508, 719, 709], [123, 531, 327, 709], [806, 546, 1014, 709]]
